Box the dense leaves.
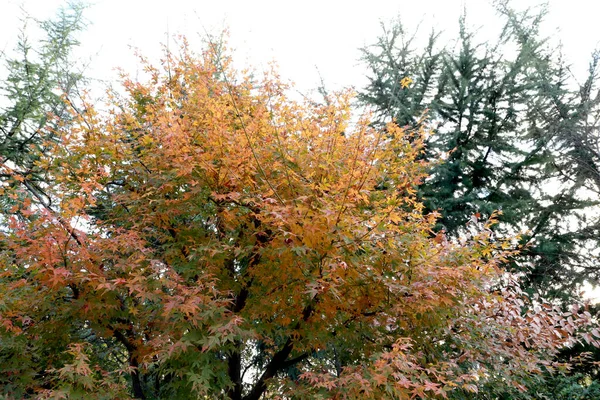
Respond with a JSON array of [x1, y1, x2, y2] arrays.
[[360, 4, 600, 302], [0, 2, 87, 218], [0, 37, 598, 399], [359, 3, 600, 397]]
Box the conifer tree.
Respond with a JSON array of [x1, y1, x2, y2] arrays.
[[360, 4, 600, 301], [0, 2, 87, 216], [360, 4, 600, 397]]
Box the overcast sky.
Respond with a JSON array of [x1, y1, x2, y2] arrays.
[[2, 0, 600, 96]]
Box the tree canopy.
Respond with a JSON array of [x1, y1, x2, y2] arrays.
[[359, 3, 600, 303], [0, 35, 598, 399], [359, 3, 600, 397]]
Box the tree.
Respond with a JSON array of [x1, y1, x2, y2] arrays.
[[0, 3, 90, 395], [0, 37, 597, 399], [0, 2, 87, 218], [359, 3, 600, 303], [360, 3, 600, 397]]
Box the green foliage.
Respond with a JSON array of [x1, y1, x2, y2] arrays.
[[360, 2, 600, 302], [0, 1, 87, 215], [360, 2, 600, 397]]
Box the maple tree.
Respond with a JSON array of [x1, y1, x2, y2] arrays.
[[0, 38, 598, 399]]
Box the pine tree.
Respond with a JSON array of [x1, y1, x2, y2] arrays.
[[0, 2, 88, 216], [360, 3, 600, 396], [360, 4, 600, 302]]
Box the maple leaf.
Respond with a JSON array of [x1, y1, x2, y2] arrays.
[[46, 267, 72, 287]]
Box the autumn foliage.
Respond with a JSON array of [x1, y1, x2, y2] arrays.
[[0, 39, 598, 399]]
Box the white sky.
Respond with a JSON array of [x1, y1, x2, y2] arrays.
[[2, 0, 600, 96], [2, 0, 600, 300]]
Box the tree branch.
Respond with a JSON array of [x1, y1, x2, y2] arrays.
[[243, 302, 316, 400]]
